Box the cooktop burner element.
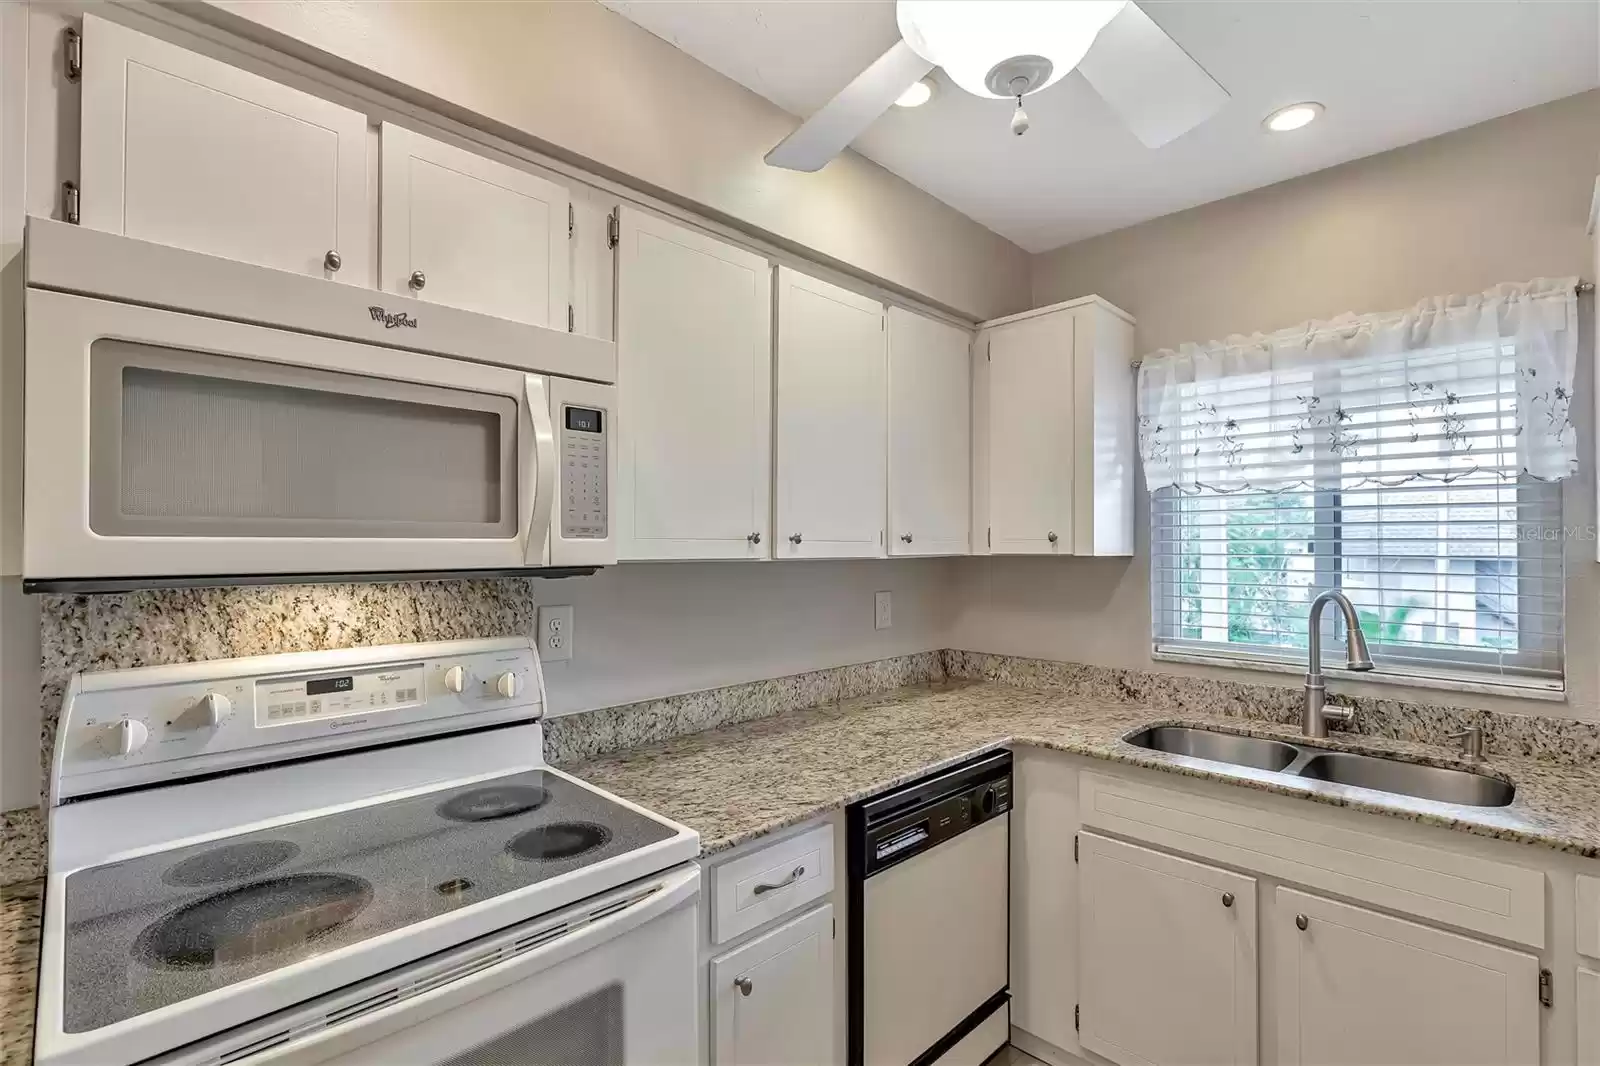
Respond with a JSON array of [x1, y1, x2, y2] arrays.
[[507, 821, 612, 862], [134, 874, 373, 970], [436, 784, 550, 822], [164, 841, 300, 887]]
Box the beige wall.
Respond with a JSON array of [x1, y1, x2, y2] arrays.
[[955, 90, 1600, 720], [189, 0, 1030, 322]]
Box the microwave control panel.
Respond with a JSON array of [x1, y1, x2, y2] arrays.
[[560, 404, 608, 539]]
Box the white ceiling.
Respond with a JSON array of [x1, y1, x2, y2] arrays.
[[602, 0, 1600, 253]]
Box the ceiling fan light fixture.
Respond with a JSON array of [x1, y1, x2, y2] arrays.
[[894, 78, 936, 108], [896, 0, 1127, 99], [1264, 102, 1324, 132]]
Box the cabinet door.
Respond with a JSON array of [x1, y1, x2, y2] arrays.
[[775, 268, 886, 559], [1580, 967, 1600, 1066], [380, 123, 569, 328], [888, 307, 970, 556], [711, 904, 836, 1066], [1078, 832, 1257, 1066], [985, 311, 1073, 554], [80, 15, 369, 281], [1277, 888, 1539, 1066], [615, 208, 771, 560]]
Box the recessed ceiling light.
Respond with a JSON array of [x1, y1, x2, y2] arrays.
[[894, 78, 936, 108], [1264, 102, 1324, 132]]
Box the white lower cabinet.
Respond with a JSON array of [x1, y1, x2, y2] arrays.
[[1077, 832, 1257, 1066], [710, 904, 836, 1066], [1579, 967, 1600, 1065], [1277, 887, 1539, 1066]]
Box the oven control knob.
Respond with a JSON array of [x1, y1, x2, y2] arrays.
[[109, 717, 149, 757], [193, 692, 231, 728], [494, 671, 520, 699], [443, 666, 467, 694]]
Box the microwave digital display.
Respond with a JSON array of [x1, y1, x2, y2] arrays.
[[565, 406, 603, 434]]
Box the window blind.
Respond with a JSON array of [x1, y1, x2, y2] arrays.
[[1140, 280, 1577, 688]]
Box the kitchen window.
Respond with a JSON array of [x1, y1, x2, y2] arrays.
[[1139, 280, 1579, 692]]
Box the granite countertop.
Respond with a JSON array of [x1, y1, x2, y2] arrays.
[[1, 880, 42, 1066], [568, 680, 1600, 858]]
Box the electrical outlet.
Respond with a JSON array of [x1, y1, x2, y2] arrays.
[[874, 591, 892, 630], [538, 605, 574, 662]]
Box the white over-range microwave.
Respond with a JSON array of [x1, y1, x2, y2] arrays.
[[22, 218, 617, 588]]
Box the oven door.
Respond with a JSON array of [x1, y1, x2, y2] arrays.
[[168, 865, 701, 1066], [25, 288, 558, 580]]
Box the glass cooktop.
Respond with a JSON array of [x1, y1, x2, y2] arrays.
[[61, 770, 677, 1033]]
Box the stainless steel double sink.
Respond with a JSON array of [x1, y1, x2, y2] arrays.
[[1124, 725, 1514, 807]]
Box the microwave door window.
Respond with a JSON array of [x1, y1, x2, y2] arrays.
[[88, 339, 519, 539]]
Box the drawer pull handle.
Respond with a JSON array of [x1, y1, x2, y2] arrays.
[[1221, 892, 1235, 908], [1295, 913, 1309, 931], [753, 865, 805, 895], [735, 976, 754, 996]]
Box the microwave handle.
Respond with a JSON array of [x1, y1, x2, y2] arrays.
[[523, 376, 557, 565]]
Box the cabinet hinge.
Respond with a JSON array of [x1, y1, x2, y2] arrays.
[[832, 918, 836, 939], [1074, 833, 1079, 863], [61, 181, 80, 226], [1539, 968, 1553, 1008], [63, 27, 82, 83], [1074, 1004, 1080, 1032], [567, 305, 575, 333], [568, 203, 575, 239], [606, 209, 620, 249], [986, 527, 991, 549]]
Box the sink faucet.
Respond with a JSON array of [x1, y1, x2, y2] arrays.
[[1304, 590, 1374, 738]]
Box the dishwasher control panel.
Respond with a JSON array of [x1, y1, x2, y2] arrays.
[[855, 749, 1011, 877]]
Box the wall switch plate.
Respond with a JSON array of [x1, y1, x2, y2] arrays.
[[874, 591, 892, 630], [538, 605, 574, 662]]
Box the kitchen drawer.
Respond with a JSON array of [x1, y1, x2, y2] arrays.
[[1578, 874, 1600, 959], [1080, 772, 1545, 947], [714, 823, 835, 944]]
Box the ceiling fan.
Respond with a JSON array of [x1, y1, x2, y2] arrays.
[[765, 0, 1230, 172]]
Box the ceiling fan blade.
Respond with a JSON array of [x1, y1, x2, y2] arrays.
[[765, 40, 934, 172], [1077, 1, 1229, 149]]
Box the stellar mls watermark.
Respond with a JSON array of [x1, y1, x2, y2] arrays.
[[1519, 525, 1598, 541]]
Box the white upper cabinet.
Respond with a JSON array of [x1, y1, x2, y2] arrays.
[[79, 15, 370, 282], [1277, 887, 1539, 1066], [973, 296, 1134, 556], [774, 268, 887, 560], [1077, 832, 1257, 1066], [887, 307, 971, 556], [379, 123, 569, 328], [615, 208, 771, 560]]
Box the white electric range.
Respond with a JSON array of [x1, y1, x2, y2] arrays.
[[34, 637, 701, 1066]]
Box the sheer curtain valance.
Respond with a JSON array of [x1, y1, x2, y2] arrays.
[[1136, 278, 1580, 495]]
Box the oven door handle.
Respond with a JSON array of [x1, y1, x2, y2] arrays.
[[523, 375, 557, 566]]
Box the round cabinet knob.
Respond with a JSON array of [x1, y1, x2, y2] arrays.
[[196, 692, 231, 728], [408, 269, 427, 291], [1221, 892, 1235, 908], [443, 666, 466, 694], [735, 977, 753, 997], [112, 718, 149, 757], [748, 532, 762, 545], [494, 672, 520, 699], [789, 533, 803, 545], [323, 249, 341, 272], [1295, 914, 1309, 931], [1047, 531, 1059, 544], [901, 533, 914, 544]]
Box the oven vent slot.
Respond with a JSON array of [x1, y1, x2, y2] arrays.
[[323, 988, 401, 1026], [217, 1029, 293, 1064], [510, 922, 571, 954], [407, 952, 504, 998]]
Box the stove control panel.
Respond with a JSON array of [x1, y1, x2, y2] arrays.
[[55, 638, 544, 801]]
